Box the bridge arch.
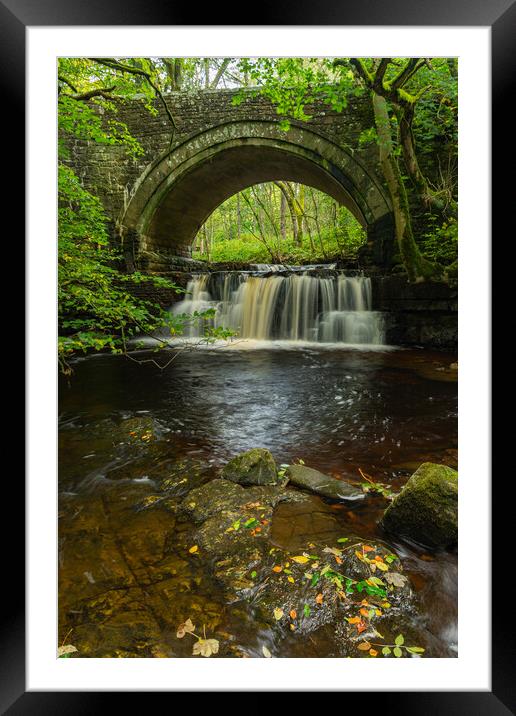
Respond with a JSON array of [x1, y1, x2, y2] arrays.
[[119, 120, 394, 264]]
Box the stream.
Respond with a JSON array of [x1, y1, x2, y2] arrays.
[[59, 344, 457, 658]]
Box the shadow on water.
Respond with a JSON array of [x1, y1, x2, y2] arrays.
[[59, 345, 457, 657]]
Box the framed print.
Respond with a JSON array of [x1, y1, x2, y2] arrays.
[[5, 0, 511, 709]]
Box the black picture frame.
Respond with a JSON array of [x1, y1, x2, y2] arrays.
[[5, 0, 511, 710]]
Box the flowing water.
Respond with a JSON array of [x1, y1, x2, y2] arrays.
[[59, 333, 458, 657], [173, 272, 384, 344]]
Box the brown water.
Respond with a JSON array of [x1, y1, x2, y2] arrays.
[[58, 345, 458, 658]]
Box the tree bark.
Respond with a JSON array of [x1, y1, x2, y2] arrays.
[[372, 93, 440, 282]]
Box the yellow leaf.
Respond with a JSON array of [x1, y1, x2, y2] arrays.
[[376, 562, 388, 571], [357, 641, 371, 651], [292, 556, 309, 564], [188, 545, 198, 554], [287, 576, 295, 583], [273, 608, 284, 620], [369, 648, 378, 657]]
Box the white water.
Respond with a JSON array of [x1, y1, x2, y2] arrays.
[[172, 272, 385, 345]]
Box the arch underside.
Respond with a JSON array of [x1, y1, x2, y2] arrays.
[[121, 122, 393, 261]]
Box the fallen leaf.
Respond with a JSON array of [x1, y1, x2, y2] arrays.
[[347, 616, 361, 624], [363, 545, 374, 553], [292, 556, 310, 564], [272, 565, 283, 573], [176, 618, 195, 638], [315, 593, 324, 605], [323, 547, 343, 557], [273, 608, 284, 620], [369, 648, 378, 657], [289, 609, 297, 620], [357, 622, 367, 634], [262, 645, 272, 658], [188, 545, 198, 554], [385, 572, 408, 588], [192, 638, 219, 657], [287, 576, 295, 584], [357, 641, 371, 651], [58, 645, 78, 657]]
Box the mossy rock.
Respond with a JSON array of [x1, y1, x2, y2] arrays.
[[380, 462, 458, 549], [221, 448, 280, 486]]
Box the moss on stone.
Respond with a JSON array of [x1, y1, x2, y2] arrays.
[[380, 462, 458, 549], [221, 448, 280, 486]]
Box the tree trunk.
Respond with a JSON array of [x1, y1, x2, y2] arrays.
[[372, 93, 439, 282], [280, 191, 287, 243], [237, 193, 241, 240]]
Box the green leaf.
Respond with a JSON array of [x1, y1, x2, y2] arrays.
[[394, 634, 405, 646], [303, 604, 311, 618], [393, 647, 403, 658], [382, 646, 391, 656]]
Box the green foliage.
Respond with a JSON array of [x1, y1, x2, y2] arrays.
[[193, 181, 366, 265], [421, 217, 458, 265], [58, 164, 181, 371]]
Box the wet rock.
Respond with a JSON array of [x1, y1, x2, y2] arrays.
[[181, 478, 303, 525], [380, 462, 458, 549], [179, 478, 306, 559], [221, 539, 414, 652], [286, 464, 365, 502], [221, 448, 280, 486]]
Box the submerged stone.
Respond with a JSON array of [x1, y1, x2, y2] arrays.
[[380, 462, 458, 549], [221, 448, 280, 486], [285, 464, 364, 502]]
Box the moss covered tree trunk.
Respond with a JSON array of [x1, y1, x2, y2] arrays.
[[373, 93, 440, 282]]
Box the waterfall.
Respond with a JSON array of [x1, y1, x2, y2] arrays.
[[173, 271, 384, 345]]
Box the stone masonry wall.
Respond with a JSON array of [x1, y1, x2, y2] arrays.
[[371, 275, 458, 350], [63, 89, 381, 228]]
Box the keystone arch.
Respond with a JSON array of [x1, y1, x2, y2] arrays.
[[119, 121, 394, 264]]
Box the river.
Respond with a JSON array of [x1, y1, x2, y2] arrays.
[[59, 342, 457, 658]]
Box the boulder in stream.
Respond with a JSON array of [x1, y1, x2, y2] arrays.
[[175, 477, 420, 657], [221, 448, 281, 486], [380, 462, 458, 549], [286, 464, 365, 502]]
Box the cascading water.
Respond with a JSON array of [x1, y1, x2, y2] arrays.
[[173, 271, 385, 345]]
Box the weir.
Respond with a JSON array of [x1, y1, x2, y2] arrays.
[[173, 270, 385, 344]]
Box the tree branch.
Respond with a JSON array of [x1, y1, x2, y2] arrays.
[[89, 57, 178, 135], [62, 86, 116, 102]]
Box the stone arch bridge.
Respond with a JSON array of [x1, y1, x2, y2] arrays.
[[66, 89, 397, 271]]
